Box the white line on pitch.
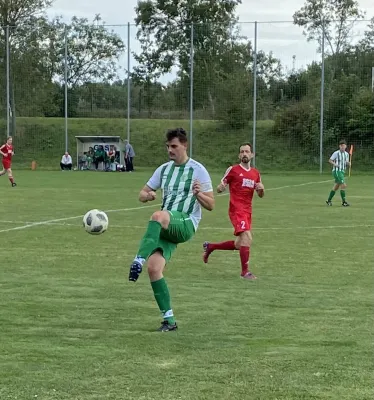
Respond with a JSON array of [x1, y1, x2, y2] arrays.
[[26, 222, 374, 231], [0, 179, 332, 234]]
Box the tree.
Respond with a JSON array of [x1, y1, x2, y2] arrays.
[[49, 15, 125, 87], [133, 0, 242, 118], [293, 0, 365, 54], [43, 14, 125, 116], [0, 0, 53, 133]]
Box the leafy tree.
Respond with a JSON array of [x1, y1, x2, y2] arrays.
[[0, 0, 53, 133], [293, 0, 365, 54], [133, 0, 242, 118]]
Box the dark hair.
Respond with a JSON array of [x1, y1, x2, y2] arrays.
[[239, 142, 252, 152], [339, 139, 347, 145], [166, 128, 188, 143]]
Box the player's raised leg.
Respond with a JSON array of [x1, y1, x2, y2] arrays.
[[148, 251, 177, 331], [203, 240, 236, 263], [129, 210, 170, 282]]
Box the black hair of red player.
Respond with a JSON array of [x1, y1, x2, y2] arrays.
[[166, 128, 188, 143], [239, 142, 253, 152]]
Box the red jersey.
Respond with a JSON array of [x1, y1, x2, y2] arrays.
[[0, 143, 13, 161], [222, 164, 261, 215]]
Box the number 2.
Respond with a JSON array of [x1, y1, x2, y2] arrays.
[[241, 220, 246, 229]]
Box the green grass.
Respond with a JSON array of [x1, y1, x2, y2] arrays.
[[2, 116, 372, 171], [1, 170, 374, 400], [0, 117, 334, 171]]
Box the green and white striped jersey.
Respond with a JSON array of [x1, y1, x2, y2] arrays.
[[146, 158, 213, 230], [330, 150, 350, 172]]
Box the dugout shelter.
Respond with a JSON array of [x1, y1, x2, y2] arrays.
[[75, 136, 125, 169]]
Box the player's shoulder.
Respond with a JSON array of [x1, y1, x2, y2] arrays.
[[228, 164, 242, 173], [153, 161, 172, 174], [187, 158, 210, 173]]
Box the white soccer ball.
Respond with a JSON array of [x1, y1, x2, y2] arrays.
[[82, 209, 109, 235]]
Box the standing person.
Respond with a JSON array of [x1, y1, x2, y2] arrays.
[[124, 139, 135, 172], [202, 143, 264, 280], [0, 136, 16, 187], [326, 140, 351, 207], [60, 152, 73, 170], [128, 128, 215, 332]]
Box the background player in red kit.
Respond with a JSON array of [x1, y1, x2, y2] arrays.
[[0, 136, 17, 187], [203, 143, 264, 279]]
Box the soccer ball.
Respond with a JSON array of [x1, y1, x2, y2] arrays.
[[83, 209, 109, 235]]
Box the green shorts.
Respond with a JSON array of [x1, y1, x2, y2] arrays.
[[151, 211, 195, 262], [333, 171, 345, 184]]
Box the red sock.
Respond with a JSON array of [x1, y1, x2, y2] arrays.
[[240, 246, 250, 275], [209, 241, 236, 251], [9, 176, 14, 184]]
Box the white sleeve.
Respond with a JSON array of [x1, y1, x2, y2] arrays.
[[330, 151, 338, 161], [196, 166, 213, 193], [146, 165, 164, 191]]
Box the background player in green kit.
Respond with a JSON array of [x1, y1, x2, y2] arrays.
[[326, 140, 351, 207], [128, 128, 215, 331]]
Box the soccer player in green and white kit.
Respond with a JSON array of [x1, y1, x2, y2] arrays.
[[326, 140, 351, 207], [128, 128, 215, 331]]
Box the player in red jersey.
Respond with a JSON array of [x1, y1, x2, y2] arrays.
[[202, 143, 264, 279], [0, 136, 17, 187]]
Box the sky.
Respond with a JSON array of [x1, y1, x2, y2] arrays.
[[48, 0, 374, 82]]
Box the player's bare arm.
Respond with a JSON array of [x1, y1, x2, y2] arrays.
[[193, 180, 215, 211], [329, 158, 338, 167], [217, 181, 227, 193], [255, 182, 265, 198], [139, 185, 157, 203]]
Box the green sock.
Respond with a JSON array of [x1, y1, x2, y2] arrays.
[[328, 190, 336, 201], [340, 190, 346, 202], [135, 220, 162, 262], [151, 278, 175, 324]]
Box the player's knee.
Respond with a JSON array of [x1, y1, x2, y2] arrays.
[[150, 211, 170, 227], [341, 183, 347, 189]]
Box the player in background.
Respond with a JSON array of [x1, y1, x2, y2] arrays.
[[203, 143, 264, 280], [128, 128, 214, 332], [0, 136, 16, 187], [326, 140, 350, 207]]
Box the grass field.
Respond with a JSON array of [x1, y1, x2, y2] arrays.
[[1, 170, 373, 400]]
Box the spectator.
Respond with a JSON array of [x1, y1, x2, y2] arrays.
[[93, 145, 105, 170], [124, 139, 135, 172], [87, 147, 94, 169], [60, 152, 73, 170], [78, 152, 88, 170]]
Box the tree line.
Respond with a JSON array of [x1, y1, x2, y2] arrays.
[[0, 0, 373, 148]]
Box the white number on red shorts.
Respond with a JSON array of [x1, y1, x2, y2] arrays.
[[241, 220, 246, 229]]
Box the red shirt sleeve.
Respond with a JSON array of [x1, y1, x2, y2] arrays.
[[0, 145, 6, 153]]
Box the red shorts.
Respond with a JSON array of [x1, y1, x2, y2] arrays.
[[2, 159, 11, 169], [229, 212, 252, 236]]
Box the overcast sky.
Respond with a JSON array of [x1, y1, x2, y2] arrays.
[[48, 0, 374, 82]]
